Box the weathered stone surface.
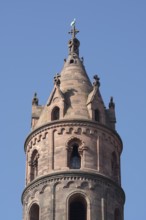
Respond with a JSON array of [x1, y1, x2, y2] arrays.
[[22, 25, 125, 220]]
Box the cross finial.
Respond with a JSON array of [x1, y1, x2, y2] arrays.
[[54, 73, 61, 86], [68, 18, 79, 39], [93, 75, 100, 87]]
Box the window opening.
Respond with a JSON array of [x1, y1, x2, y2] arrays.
[[29, 203, 39, 220], [30, 150, 39, 181], [111, 152, 118, 177], [52, 107, 60, 121], [70, 59, 74, 64], [114, 208, 121, 220], [69, 196, 87, 220], [95, 109, 100, 122], [70, 144, 81, 169]]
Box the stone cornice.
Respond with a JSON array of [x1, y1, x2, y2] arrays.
[[24, 119, 123, 152], [21, 170, 125, 204]]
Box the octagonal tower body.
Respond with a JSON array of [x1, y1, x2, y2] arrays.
[[22, 25, 125, 220]]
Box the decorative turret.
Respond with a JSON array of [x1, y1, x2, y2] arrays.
[[107, 96, 116, 130], [31, 93, 43, 130], [32, 93, 39, 106]]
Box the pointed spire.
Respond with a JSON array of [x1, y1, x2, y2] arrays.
[[32, 93, 39, 106], [68, 19, 80, 55], [108, 97, 116, 129], [109, 97, 115, 109]]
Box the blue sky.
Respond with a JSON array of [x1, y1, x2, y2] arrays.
[[0, 1, 145, 219]]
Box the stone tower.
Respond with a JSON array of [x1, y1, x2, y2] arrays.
[[22, 23, 125, 220]]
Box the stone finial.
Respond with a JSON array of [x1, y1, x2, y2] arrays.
[[81, 57, 84, 63], [109, 97, 115, 109], [68, 38, 80, 55], [93, 75, 100, 87], [54, 73, 61, 86], [32, 93, 39, 106], [68, 20, 80, 55]]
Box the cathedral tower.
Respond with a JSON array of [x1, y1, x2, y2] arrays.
[[22, 23, 125, 220]]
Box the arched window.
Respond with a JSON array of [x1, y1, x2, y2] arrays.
[[95, 109, 100, 122], [69, 195, 87, 220], [51, 106, 60, 121], [30, 150, 39, 181], [70, 59, 74, 64], [70, 144, 81, 169], [111, 152, 118, 177], [29, 203, 39, 220], [114, 208, 121, 220]]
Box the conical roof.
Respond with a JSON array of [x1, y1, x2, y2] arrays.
[[59, 53, 92, 119], [32, 24, 110, 130]]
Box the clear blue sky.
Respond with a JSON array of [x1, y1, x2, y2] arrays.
[[0, 1, 145, 219]]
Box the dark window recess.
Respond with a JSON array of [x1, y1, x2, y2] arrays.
[[69, 197, 87, 220], [70, 144, 81, 169], [95, 109, 100, 122], [111, 152, 118, 177], [114, 208, 121, 220], [70, 59, 74, 64], [30, 150, 38, 181], [52, 107, 60, 120], [29, 204, 39, 220]]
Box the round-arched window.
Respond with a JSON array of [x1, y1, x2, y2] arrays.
[[51, 106, 60, 121], [114, 208, 121, 220], [95, 109, 100, 122], [29, 203, 39, 220], [30, 150, 39, 181], [69, 195, 87, 220], [70, 144, 81, 169]]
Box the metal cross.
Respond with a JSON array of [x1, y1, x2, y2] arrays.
[[68, 25, 79, 39]]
